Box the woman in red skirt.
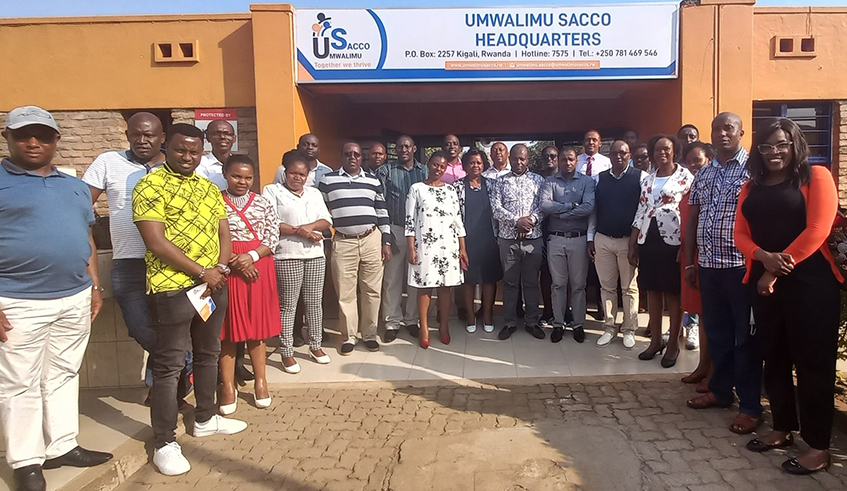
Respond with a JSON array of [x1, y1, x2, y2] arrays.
[[220, 154, 281, 414]]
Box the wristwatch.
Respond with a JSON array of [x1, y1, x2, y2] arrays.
[[92, 285, 105, 293], [216, 263, 232, 276]]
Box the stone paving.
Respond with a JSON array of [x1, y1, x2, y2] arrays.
[[117, 375, 847, 491]]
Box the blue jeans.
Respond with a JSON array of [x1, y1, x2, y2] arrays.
[[112, 259, 155, 386], [112, 259, 191, 388], [698, 267, 763, 416]]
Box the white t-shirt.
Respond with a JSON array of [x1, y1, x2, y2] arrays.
[[82, 151, 163, 259], [272, 160, 332, 188], [652, 175, 671, 202], [482, 163, 511, 179], [196, 154, 227, 190], [262, 183, 333, 260], [576, 152, 612, 177]]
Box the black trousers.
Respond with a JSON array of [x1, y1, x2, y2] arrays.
[[752, 263, 840, 450], [149, 285, 228, 448]]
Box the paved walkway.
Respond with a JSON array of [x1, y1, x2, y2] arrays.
[[264, 314, 702, 384], [117, 375, 847, 491]]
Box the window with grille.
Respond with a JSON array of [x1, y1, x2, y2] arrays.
[[752, 102, 832, 166]]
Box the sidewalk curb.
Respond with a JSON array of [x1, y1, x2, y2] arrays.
[[59, 416, 187, 491]]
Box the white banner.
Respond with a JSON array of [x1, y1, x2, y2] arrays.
[[295, 3, 679, 83]]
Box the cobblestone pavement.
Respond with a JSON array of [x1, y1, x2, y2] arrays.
[[117, 374, 847, 491]]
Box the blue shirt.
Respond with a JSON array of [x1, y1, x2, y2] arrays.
[[539, 172, 596, 234], [0, 158, 95, 299]]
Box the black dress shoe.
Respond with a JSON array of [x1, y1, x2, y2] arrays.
[[14, 464, 45, 491], [383, 330, 397, 343], [236, 363, 254, 382], [43, 446, 113, 469], [498, 325, 517, 340], [782, 455, 831, 475], [525, 325, 546, 340], [340, 343, 356, 355], [660, 349, 679, 369], [293, 336, 306, 348], [406, 324, 420, 338], [572, 327, 586, 343], [746, 434, 794, 453], [364, 340, 380, 352], [551, 327, 564, 343]]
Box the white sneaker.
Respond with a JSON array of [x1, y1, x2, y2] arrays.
[[466, 324, 477, 334], [483, 324, 495, 333], [596, 330, 616, 347], [686, 324, 700, 350], [193, 414, 247, 437], [622, 332, 636, 350], [153, 442, 191, 476]]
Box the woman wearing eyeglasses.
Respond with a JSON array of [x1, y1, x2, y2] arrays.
[[735, 118, 842, 475]]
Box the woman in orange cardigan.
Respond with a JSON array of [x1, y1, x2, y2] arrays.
[[735, 118, 842, 476]]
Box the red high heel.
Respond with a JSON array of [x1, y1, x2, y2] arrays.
[[440, 332, 451, 345], [419, 330, 430, 349]]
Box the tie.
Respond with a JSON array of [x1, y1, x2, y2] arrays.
[[586, 155, 594, 176]]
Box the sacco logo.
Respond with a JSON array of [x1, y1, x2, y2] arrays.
[[311, 12, 370, 59]]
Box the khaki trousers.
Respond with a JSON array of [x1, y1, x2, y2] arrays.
[[594, 233, 639, 333], [331, 230, 384, 344], [0, 289, 91, 468]]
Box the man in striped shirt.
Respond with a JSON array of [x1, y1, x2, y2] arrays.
[[319, 142, 392, 355], [376, 135, 427, 343], [83, 112, 176, 400]]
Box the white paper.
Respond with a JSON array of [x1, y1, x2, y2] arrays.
[[186, 283, 216, 322]]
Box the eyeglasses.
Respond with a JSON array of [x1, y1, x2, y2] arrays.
[[757, 142, 793, 154], [611, 151, 631, 157], [544, 153, 558, 160]]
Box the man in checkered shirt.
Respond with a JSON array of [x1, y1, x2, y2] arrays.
[[682, 112, 763, 434]]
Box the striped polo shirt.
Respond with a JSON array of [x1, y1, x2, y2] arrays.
[[82, 150, 163, 259], [318, 167, 391, 244]]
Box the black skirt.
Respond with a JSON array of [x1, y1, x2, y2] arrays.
[[638, 219, 681, 294]]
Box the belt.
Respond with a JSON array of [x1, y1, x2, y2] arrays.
[[335, 226, 377, 240], [549, 230, 587, 238], [598, 232, 629, 239]]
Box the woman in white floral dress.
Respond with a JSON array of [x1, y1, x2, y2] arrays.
[[406, 151, 468, 349]]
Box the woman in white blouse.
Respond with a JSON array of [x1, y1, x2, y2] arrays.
[[629, 135, 693, 368], [262, 150, 333, 374]]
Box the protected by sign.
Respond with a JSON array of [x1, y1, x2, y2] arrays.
[[295, 3, 679, 83], [194, 109, 238, 152]]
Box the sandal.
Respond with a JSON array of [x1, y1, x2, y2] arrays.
[[696, 383, 710, 394], [746, 433, 794, 453], [782, 455, 831, 475], [686, 392, 731, 410], [729, 413, 764, 435], [681, 372, 707, 384]]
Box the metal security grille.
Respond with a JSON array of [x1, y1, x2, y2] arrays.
[[752, 102, 833, 166]]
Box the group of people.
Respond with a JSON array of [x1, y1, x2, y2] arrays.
[[0, 103, 842, 491]]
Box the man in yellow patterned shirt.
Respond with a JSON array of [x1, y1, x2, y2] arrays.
[[132, 124, 245, 476]]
